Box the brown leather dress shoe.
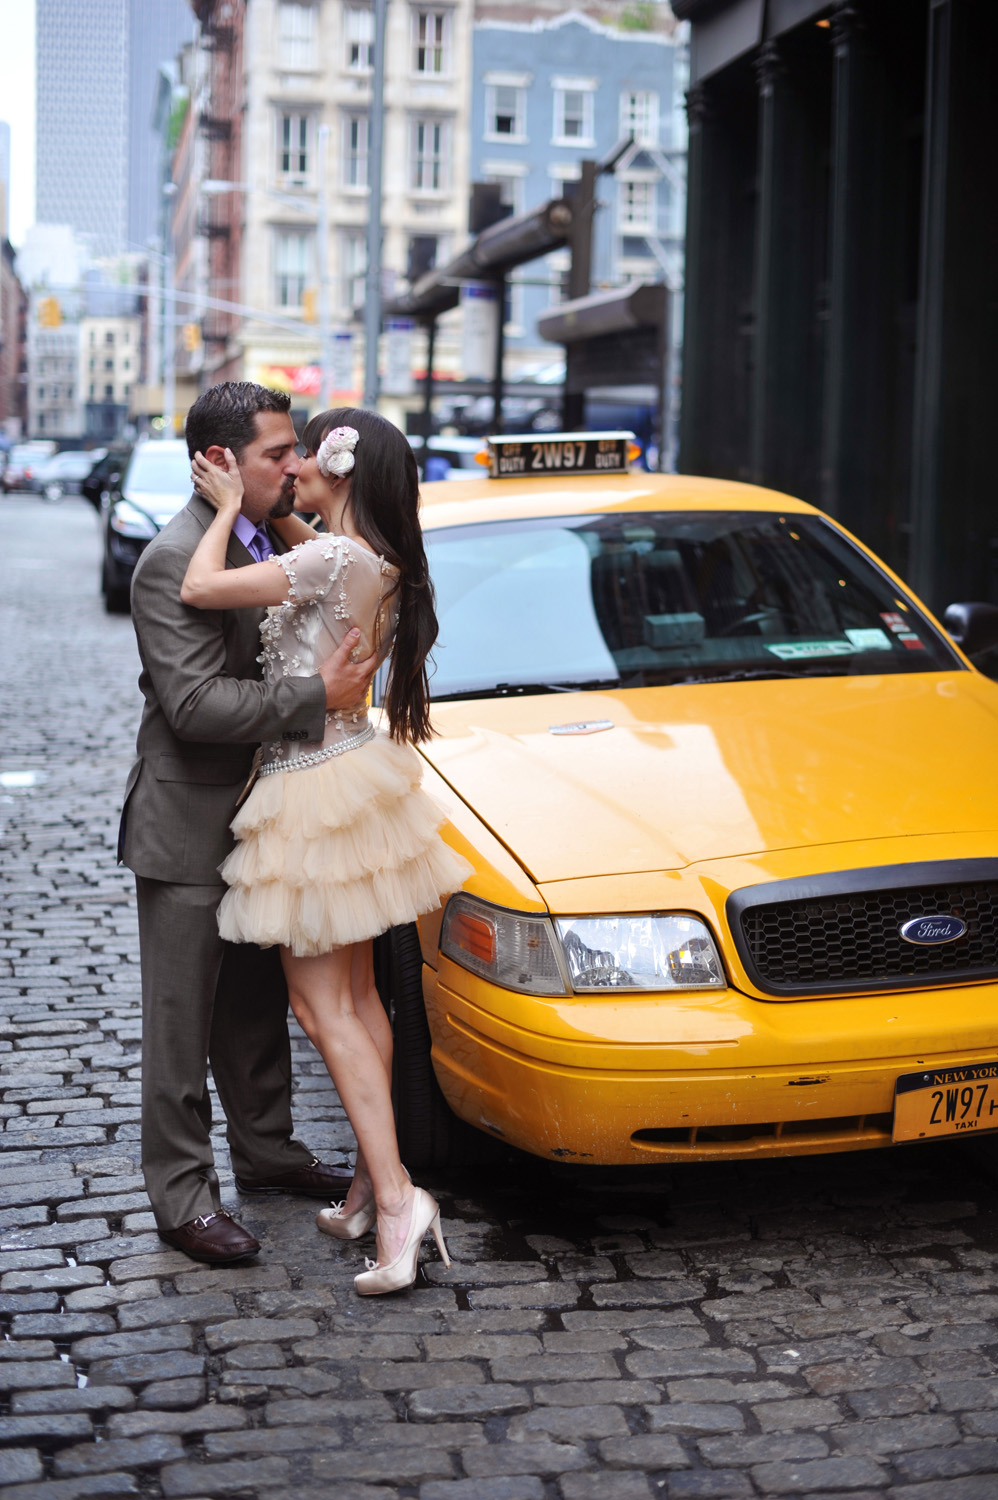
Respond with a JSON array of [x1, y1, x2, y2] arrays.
[[235, 1156, 353, 1198], [158, 1209, 260, 1264]]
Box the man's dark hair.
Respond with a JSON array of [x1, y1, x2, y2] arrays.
[[184, 382, 292, 461]]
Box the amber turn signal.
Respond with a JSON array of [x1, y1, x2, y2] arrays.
[[448, 909, 496, 963]]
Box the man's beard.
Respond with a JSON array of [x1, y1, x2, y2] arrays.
[[268, 481, 296, 519]]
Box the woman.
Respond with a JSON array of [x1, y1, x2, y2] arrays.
[[181, 408, 469, 1295]]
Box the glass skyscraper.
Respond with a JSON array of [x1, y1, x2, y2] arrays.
[[35, 0, 194, 257]]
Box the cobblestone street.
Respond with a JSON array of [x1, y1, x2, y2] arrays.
[[4, 493, 998, 1500]]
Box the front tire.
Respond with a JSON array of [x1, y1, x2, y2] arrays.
[[374, 922, 504, 1170], [101, 558, 130, 614]]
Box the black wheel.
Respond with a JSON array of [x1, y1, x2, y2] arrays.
[[374, 923, 505, 1170], [101, 559, 130, 614]]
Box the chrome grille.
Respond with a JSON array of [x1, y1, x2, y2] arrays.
[[728, 862, 998, 996]]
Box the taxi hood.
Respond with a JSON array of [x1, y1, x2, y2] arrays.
[[421, 673, 998, 884]]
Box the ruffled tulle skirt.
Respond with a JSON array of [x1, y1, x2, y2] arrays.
[[217, 732, 471, 957]]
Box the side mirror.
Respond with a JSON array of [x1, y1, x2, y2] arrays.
[[943, 602, 998, 657]]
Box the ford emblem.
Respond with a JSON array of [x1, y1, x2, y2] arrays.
[[899, 914, 968, 945]]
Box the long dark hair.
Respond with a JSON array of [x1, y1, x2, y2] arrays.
[[301, 407, 437, 744]]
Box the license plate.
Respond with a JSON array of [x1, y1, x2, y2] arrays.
[[893, 1061, 998, 1143]]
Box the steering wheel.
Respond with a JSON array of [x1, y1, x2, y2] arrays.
[[716, 604, 782, 638]]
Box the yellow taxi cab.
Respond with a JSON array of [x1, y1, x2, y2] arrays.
[[373, 432, 998, 1170]]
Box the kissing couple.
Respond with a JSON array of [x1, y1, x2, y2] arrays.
[[120, 381, 468, 1294]]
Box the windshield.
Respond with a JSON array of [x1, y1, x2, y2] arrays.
[[424, 511, 962, 698], [125, 446, 191, 496]]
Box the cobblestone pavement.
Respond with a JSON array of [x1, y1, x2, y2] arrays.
[[3, 492, 998, 1500]]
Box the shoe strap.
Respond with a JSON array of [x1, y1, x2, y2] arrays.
[[193, 1210, 229, 1229]]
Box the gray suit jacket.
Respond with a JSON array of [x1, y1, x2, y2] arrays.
[[120, 493, 325, 884]]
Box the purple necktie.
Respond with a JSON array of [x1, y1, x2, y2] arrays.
[[248, 525, 274, 562]]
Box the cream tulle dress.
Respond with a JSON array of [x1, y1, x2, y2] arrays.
[[216, 534, 471, 957]]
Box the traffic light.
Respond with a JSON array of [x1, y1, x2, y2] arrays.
[[182, 322, 202, 352], [37, 296, 62, 328], [302, 287, 318, 324]]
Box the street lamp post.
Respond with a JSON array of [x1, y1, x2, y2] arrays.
[[317, 124, 333, 406], [162, 182, 178, 437], [363, 0, 388, 409]]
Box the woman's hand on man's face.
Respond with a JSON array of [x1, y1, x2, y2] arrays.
[[192, 448, 244, 514]]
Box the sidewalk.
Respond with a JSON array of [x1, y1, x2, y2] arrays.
[[4, 497, 998, 1499]]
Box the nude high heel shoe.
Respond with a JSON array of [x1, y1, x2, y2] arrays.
[[354, 1187, 451, 1296], [316, 1197, 376, 1241]]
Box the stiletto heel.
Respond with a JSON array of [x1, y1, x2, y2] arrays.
[[354, 1186, 451, 1295], [429, 1209, 451, 1268], [316, 1197, 376, 1241]]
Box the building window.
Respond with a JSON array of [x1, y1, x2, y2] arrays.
[[279, 1, 316, 70], [89, 383, 95, 399], [620, 91, 659, 147], [618, 178, 657, 234], [123, 359, 130, 372], [409, 118, 450, 192], [411, 8, 450, 75], [104, 384, 114, 399], [481, 168, 525, 217], [345, 5, 374, 70], [341, 232, 366, 312], [343, 114, 369, 189], [549, 162, 581, 202], [485, 82, 526, 141], [407, 233, 438, 282], [553, 81, 595, 146], [274, 229, 313, 308], [104, 359, 114, 372], [105, 331, 115, 345], [279, 112, 312, 182]]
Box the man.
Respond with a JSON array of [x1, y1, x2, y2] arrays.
[[120, 382, 374, 1264]]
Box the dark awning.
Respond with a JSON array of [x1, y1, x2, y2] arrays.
[[384, 199, 575, 321], [537, 281, 668, 344]]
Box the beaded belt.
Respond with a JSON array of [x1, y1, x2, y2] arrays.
[[258, 724, 376, 776]]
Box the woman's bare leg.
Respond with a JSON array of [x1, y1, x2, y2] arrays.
[[282, 944, 414, 1265], [342, 941, 394, 1215]]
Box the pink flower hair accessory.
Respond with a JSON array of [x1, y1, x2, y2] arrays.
[[316, 425, 360, 479]]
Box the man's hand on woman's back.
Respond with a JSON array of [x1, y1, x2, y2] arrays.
[[319, 628, 378, 710]]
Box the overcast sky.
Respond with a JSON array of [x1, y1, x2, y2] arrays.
[[0, 0, 36, 248]]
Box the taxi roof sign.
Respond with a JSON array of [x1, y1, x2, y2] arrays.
[[484, 431, 638, 479]]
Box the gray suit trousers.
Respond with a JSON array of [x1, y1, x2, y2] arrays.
[[136, 876, 312, 1229]]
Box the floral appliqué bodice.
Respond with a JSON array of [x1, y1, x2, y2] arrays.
[[259, 535, 399, 770]]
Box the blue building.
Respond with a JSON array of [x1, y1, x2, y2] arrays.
[[470, 7, 688, 379]]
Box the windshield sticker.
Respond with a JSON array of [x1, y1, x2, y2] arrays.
[[845, 627, 893, 651], [898, 633, 927, 650], [765, 640, 857, 661], [880, 612, 908, 633]]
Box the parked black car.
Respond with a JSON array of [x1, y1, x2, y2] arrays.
[[81, 445, 132, 511], [102, 440, 190, 613]]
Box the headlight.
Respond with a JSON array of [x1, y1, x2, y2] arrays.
[[109, 500, 156, 538], [441, 894, 567, 995], [556, 915, 725, 991], [441, 896, 726, 995]]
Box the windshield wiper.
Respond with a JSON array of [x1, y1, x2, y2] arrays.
[[431, 677, 623, 703], [675, 666, 851, 685]]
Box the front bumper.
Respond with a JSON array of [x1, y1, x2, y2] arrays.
[[424, 957, 998, 1162]]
